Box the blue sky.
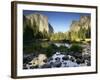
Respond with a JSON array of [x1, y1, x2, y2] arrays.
[[23, 10, 90, 33]]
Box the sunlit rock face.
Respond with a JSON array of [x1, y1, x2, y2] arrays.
[[24, 13, 54, 33], [70, 15, 91, 32], [70, 21, 80, 32], [80, 16, 91, 29]]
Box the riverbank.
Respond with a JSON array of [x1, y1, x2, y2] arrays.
[[23, 42, 91, 69]]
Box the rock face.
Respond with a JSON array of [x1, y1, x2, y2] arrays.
[[70, 15, 91, 32], [80, 16, 91, 29], [69, 15, 91, 41], [24, 13, 54, 33], [70, 21, 80, 32], [48, 23, 54, 33]]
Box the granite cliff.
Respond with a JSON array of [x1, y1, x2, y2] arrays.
[[24, 13, 54, 33], [70, 15, 91, 32], [69, 15, 91, 41]]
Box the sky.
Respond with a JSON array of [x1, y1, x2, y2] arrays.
[[23, 10, 90, 33]]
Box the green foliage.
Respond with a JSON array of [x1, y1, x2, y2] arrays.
[[78, 27, 86, 40], [70, 31, 79, 41], [69, 44, 83, 53], [23, 42, 58, 57], [44, 43, 58, 57], [67, 26, 91, 42], [23, 25, 33, 42], [23, 16, 51, 41], [69, 44, 83, 58], [23, 45, 33, 54], [50, 32, 67, 41], [67, 31, 71, 41], [86, 27, 91, 38], [32, 43, 42, 52], [58, 45, 68, 52]]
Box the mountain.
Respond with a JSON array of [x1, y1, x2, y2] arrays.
[[79, 15, 91, 29], [69, 15, 91, 41], [24, 13, 54, 33], [70, 21, 80, 32], [48, 23, 54, 33], [70, 15, 91, 32]]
